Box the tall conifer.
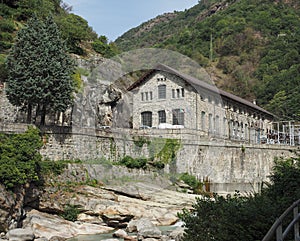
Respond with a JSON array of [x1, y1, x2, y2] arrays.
[[6, 15, 75, 124]]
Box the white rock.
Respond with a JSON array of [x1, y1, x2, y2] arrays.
[[113, 229, 128, 238], [22, 209, 113, 240], [6, 228, 34, 241]]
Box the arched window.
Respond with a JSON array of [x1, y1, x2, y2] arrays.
[[141, 111, 152, 127], [158, 85, 166, 99]]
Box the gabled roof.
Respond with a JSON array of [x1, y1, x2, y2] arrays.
[[127, 63, 274, 118]]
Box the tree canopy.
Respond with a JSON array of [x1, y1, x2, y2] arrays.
[[0, 127, 43, 189], [6, 15, 76, 124], [179, 152, 300, 241]]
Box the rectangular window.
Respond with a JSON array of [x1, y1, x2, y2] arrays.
[[158, 110, 166, 124], [150, 91, 153, 100], [158, 85, 166, 99], [172, 109, 184, 125], [181, 88, 184, 97], [141, 111, 152, 127], [223, 117, 227, 136], [172, 89, 175, 98], [177, 89, 180, 98], [215, 115, 220, 133], [201, 111, 206, 130], [145, 92, 148, 101], [141, 92, 144, 101], [209, 113, 213, 131]]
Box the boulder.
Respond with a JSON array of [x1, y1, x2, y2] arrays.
[[113, 229, 128, 238], [6, 228, 34, 241], [22, 209, 113, 240], [169, 227, 185, 241], [137, 226, 162, 240], [127, 218, 162, 240], [34, 238, 48, 241]]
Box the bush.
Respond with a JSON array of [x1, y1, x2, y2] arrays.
[[178, 153, 300, 241], [0, 19, 15, 33], [61, 204, 81, 222], [119, 156, 147, 169], [179, 173, 202, 193], [0, 127, 43, 189]]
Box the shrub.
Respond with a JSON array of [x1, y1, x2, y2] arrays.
[[62, 204, 81, 222], [0, 127, 43, 189], [119, 156, 147, 169], [178, 153, 300, 241], [0, 19, 15, 33], [179, 173, 202, 193]]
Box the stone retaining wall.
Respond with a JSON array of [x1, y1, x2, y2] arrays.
[[0, 123, 296, 194]]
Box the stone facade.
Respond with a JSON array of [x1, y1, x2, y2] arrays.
[[129, 64, 274, 144]]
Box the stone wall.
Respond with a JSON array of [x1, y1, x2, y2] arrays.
[[0, 123, 295, 194], [36, 126, 296, 195]]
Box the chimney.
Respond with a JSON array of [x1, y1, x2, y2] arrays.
[[253, 99, 256, 105]]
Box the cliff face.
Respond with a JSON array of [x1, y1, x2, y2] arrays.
[[0, 184, 40, 232]]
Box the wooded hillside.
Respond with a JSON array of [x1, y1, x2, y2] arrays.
[[116, 0, 300, 120]]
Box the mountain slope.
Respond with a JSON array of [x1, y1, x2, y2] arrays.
[[115, 0, 300, 120]]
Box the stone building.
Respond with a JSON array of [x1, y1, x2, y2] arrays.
[[128, 64, 274, 143]]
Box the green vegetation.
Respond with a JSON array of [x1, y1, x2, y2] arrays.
[[0, 1, 118, 83], [179, 153, 300, 241], [61, 204, 81, 222], [0, 127, 43, 189], [117, 138, 181, 170], [118, 155, 148, 169], [116, 0, 300, 120], [133, 136, 151, 148], [6, 16, 76, 124], [92, 35, 119, 58], [0, 127, 72, 189], [179, 173, 202, 193], [155, 138, 181, 164]]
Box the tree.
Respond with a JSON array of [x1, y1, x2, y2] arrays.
[[0, 127, 43, 189], [178, 152, 300, 241], [6, 15, 75, 124], [56, 13, 97, 55]]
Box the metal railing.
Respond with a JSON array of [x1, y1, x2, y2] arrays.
[[262, 199, 300, 241]]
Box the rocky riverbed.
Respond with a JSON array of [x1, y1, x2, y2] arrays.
[[0, 164, 199, 241]]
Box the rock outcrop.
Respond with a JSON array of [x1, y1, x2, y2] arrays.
[[22, 209, 113, 240], [0, 164, 196, 240]]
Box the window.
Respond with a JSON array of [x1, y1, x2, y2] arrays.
[[158, 110, 166, 124], [215, 115, 220, 133], [141, 111, 152, 127], [172, 88, 184, 99], [141, 91, 153, 101], [223, 117, 227, 136], [158, 85, 166, 99], [201, 111, 206, 130], [209, 113, 213, 131], [172, 109, 184, 125]]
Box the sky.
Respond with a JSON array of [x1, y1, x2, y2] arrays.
[[64, 0, 199, 41]]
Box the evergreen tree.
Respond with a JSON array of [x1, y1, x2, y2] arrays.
[[6, 15, 75, 124]]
